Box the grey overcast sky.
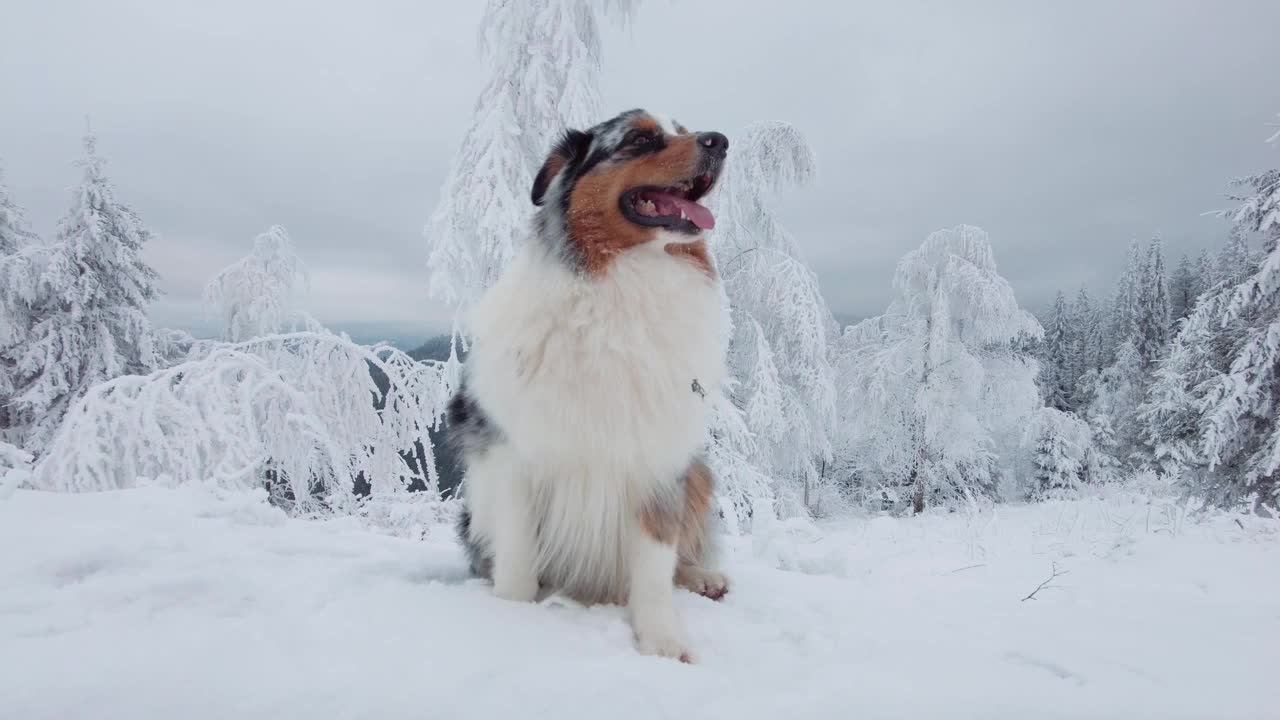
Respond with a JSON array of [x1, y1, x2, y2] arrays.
[[2, 1, 1278, 341]]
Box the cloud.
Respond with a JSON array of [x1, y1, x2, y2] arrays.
[[2, 0, 1277, 342]]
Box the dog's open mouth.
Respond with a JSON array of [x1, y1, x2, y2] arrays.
[[620, 173, 718, 233]]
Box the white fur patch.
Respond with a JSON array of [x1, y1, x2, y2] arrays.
[[649, 111, 679, 136], [628, 532, 688, 660], [463, 232, 726, 604]]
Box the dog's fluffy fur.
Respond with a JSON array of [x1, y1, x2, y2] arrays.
[[449, 109, 730, 662]]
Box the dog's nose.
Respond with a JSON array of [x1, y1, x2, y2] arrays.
[[697, 131, 728, 158]]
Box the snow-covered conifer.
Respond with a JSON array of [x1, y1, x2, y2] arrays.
[[1171, 253, 1197, 321], [1141, 116, 1280, 507], [1215, 226, 1255, 289], [1040, 291, 1073, 411], [1027, 407, 1091, 500], [1069, 286, 1103, 386], [0, 165, 37, 256], [2, 134, 160, 452], [1135, 235, 1171, 369], [1198, 137, 1280, 505], [1106, 240, 1144, 362], [0, 166, 41, 433]]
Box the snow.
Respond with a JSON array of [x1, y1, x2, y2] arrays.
[[3, 487, 1276, 719]]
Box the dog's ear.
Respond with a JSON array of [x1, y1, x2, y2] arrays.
[[532, 129, 594, 206]]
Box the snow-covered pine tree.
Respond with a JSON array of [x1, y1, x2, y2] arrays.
[[1215, 226, 1255, 289], [710, 122, 838, 516], [0, 165, 37, 256], [1040, 291, 1073, 411], [425, 0, 635, 314], [1142, 116, 1280, 507], [204, 225, 312, 342], [1, 133, 160, 453], [836, 225, 1042, 514], [1197, 128, 1280, 506], [1171, 253, 1197, 322], [1139, 292, 1222, 477], [1027, 407, 1091, 500], [1069, 286, 1104, 388], [1079, 337, 1145, 466], [1080, 235, 1170, 469], [1140, 232, 1258, 480], [0, 166, 41, 435], [1135, 235, 1171, 369], [1194, 249, 1214, 299], [1105, 239, 1144, 364]]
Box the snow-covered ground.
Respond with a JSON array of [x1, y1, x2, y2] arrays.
[[2, 486, 1276, 720]]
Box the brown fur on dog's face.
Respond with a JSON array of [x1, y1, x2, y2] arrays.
[[531, 110, 727, 276]]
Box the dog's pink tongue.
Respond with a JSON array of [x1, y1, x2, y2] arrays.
[[653, 191, 716, 230]]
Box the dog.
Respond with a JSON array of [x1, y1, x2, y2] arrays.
[[448, 108, 731, 662]]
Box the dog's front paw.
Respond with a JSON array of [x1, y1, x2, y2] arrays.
[[635, 626, 694, 664], [677, 565, 730, 601]]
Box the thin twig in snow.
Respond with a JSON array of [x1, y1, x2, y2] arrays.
[[1021, 562, 1070, 602]]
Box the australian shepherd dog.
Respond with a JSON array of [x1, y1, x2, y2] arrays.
[[448, 108, 731, 662]]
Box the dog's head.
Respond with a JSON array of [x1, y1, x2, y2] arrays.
[[531, 109, 728, 274]]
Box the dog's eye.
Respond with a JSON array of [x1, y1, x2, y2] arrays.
[[628, 132, 655, 147]]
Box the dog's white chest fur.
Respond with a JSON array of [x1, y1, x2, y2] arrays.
[[468, 235, 725, 480], [463, 234, 725, 602]]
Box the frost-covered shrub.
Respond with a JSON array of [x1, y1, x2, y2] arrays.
[[31, 332, 452, 513]]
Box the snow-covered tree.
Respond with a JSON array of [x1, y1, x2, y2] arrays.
[[1027, 407, 1091, 500], [1079, 337, 1145, 465], [1139, 292, 1224, 476], [836, 225, 1042, 514], [1069, 286, 1104, 383], [0, 165, 37, 256], [1106, 240, 1144, 363], [32, 332, 452, 513], [1194, 249, 1215, 299], [711, 122, 838, 515], [1135, 235, 1171, 369], [1214, 226, 1255, 289], [1198, 135, 1280, 506], [204, 224, 311, 342], [1170, 253, 1197, 322], [1040, 291, 1073, 411], [1081, 235, 1171, 469], [0, 165, 42, 434], [1141, 116, 1280, 507], [1, 134, 160, 452], [704, 379, 774, 532], [425, 0, 636, 313]]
